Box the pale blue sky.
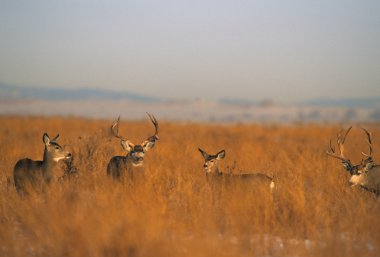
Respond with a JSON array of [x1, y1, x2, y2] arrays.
[[0, 0, 379, 102]]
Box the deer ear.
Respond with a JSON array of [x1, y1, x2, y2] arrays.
[[121, 140, 133, 153], [342, 162, 352, 172], [43, 133, 50, 145], [51, 134, 60, 142], [142, 140, 156, 152], [198, 148, 209, 160], [365, 161, 374, 171], [216, 150, 226, 160]]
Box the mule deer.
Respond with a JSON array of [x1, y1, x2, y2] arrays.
[[13, 133, 72, 193], [327, 127, 380, 195], [107, 113, 159, 180], [198, 148, 275, 192]]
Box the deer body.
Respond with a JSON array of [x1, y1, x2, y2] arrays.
[[13, 133, 72, 193], [327, 127, 380, 195], [107, 113, 159, 181], [107, 155, 144, 180]]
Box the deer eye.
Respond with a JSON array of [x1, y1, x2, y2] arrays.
[[55, 146, 60, 150]]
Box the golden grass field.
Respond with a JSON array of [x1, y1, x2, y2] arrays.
[[0, 116, 380, 257]]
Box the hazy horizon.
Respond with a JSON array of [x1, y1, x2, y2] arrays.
[[1, 0, 379, 102]]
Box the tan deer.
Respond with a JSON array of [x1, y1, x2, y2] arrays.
[[13, 133, 72, 193], [327, 127, 380, 196], [107, 113, 159, 180], [198, 148, 275, 193]]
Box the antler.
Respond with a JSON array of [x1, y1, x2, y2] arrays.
[[361, 128, 373, 157], [326, 126, 352, 162], [110, 116, 126, 141], [146, 112, 159, 140]]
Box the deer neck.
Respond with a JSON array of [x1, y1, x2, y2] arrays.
[[215, 166, 223, 175], [42, 149, 60, 182], [206, 166, 223, 178]]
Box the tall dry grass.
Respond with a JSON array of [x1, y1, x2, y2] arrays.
[[0, 116, 379, 257]]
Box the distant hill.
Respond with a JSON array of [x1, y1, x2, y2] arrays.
[[1, 83, 379, 109], [219, 96, 380, 109], [0, 83, 160, 103], [301, 97, 380, 109], [0, 83, 379, 122]]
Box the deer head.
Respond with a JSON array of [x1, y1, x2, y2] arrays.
[[327, 127, 376, 176], [111, 113, 159, 167], [42, 133, 72, 163], [198, 148, 225, 174]]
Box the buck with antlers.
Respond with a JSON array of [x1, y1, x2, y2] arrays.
[[107, 113, 159, 180], [198, 148, 275, 193], [327, 127, 380, 195], [13, 133, 72, 194]]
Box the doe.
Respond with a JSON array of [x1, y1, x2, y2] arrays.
[[198, 148, 275, 193], [13, 133, 72, 193]]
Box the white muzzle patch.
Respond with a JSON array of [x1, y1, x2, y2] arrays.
[[53, 156, 66, 162]]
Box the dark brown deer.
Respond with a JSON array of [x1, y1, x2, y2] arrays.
[[13, 133, 72, 193], [107, 113, 159, 180]]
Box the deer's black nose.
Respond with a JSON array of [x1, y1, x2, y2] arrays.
[[67, 153, 72, 158]]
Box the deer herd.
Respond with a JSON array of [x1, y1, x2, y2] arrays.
[[12, 113, 380, 197]]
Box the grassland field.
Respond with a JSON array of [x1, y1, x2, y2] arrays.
[[0, 116, 380, 257]]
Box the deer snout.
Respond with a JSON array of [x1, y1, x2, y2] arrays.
[[131, 152, 144, 163], [349, 174, 363, 187], [65, 152, 72, 159], [203, 163, 211, 172], [63, 152, 72, 162]]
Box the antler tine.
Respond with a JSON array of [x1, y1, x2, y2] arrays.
[[326, 127, 351, 162], [329, 139, 335, 153], [341, 126, 352, 144], [361, 127, 373, 157], [326, 150, 349, 162], [337, 126, 352, 158], [110, 116, 126, 141], [146, 112, 159, 137], [327, 139, 348, 162]]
